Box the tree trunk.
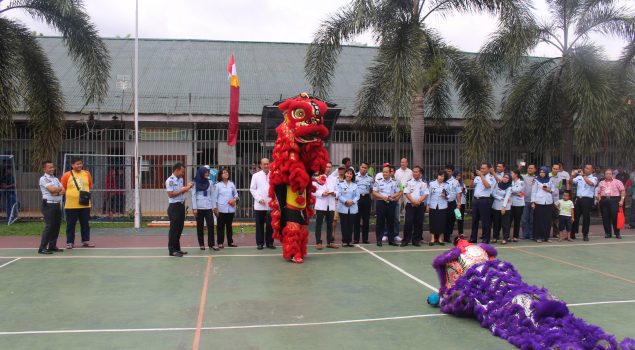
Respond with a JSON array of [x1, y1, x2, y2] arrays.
[[561, 111, 574, 169], [411, 94, 426, 168]]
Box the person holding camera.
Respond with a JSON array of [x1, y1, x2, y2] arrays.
[[531, 166, 558, 243], [60, 157, 95, 249], [469, 163, 496, 243], [568, 164, 598, 241]]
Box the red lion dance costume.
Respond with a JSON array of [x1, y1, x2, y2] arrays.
[[268, 93, 330, 263]]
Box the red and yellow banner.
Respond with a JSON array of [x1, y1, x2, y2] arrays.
[[227, 54, 240, 146]]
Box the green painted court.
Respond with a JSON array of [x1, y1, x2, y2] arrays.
[[1, 237, 634, 350]]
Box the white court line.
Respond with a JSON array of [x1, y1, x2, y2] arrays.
[[357, 245, 439, 293], [2, 299, 634, 336], [0, 258, 21, 269], [0, 313, 445, 336], [568, 300, 635, 307], [0, 239, 633, 260]]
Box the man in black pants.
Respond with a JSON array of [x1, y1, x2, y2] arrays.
[[354, 162, 373, 244], [165, 163, 193, 257], [372, 165, 401, 246], [38, 161, 65, 254], [444, 164, 462, 243], [250, 158, 275, 250], [569, 164, 598, 241], [470, 163, 496, 243]]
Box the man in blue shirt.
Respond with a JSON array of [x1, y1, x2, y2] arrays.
[[568, 164, 598, 241], [165, 163, 194, 257], [372, 165, 401, 246], [354, 162, 373, 244], [469, 163, 496, 243], [444, 164, 462, 243]]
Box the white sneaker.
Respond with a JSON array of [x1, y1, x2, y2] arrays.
[[394, 236, 402, 242], [382, 236, 388, 242]]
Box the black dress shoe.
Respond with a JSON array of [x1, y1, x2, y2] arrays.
[[615, 235, 622, 239], [227, 243, 238, 247], [257, 245, 264, 250], [468, 239, 477, 243], [583, 236, 589, 241], [400, 243, 408, 247], [376, 242, 382, 247], [200, 246, 206, 251], [353, 241, 359, 244], [412, 243, 421, 247], [38, 249, 53, 255], [388, 242, 398, 246], [438, 242, 445, 246], [362, 241, 370, 244], [428, 242, 434, 246], [48, 247, 64, 252], [605, 234, 612, 238], [266, 245, 276, 249], [170, 252, 183, 257]]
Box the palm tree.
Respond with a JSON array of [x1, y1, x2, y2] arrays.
[[305, 0, 533, 168], [480, 0, 635, 167], [0, 0, 111, 168]]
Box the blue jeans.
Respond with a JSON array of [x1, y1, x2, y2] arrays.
[[521, 202, 533, 239]]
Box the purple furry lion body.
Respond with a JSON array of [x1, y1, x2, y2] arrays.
[[432, 243, 635, 350]]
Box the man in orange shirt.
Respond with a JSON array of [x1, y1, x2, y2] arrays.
[[61, 157, 95, 248]]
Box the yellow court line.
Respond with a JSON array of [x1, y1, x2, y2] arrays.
[[511, 247, 635, 286]]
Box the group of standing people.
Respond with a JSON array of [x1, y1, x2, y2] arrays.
[[165, 163, 240, 257]]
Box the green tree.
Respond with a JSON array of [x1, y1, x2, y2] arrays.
[[480, 0, 635, 167], [0, 0, 110, 167], [305, 0, 532, 168]]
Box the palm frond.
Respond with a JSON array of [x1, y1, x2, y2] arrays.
[[2, 19, 65, 168], [0, 18, 21, 136], [304, 0, 377, 99], [573, 3, 635, 46], [499, 58, 559, 148], [354, 61, 389, 129], [563, 45, 620, 154], [444, 50, 495, 166], [3, 0, 111, 103]]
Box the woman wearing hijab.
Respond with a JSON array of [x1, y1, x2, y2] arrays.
[[191, 167, 219, 251], [532, 166, 558, 243], [491, 173, 512, 244], [510, 170, 525, 242]]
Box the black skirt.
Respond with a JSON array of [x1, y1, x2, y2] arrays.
[[429, 208, 448, 233]]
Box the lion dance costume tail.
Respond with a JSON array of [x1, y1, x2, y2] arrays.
[[268, 93, 329, 263], [430, 238, 635, 349]]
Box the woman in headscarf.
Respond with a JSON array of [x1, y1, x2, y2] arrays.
[[191, 167, 219, 251], [531, 166, 558, 243], [491, 173, 512, 244]]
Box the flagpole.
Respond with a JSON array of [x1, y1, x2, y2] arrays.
[[133, 0, 141, 229]]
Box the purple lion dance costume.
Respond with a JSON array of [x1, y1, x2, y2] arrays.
[[431, 238, 635, 350]]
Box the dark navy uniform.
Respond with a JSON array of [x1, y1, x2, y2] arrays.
[[39, 173, 63, 253], [166, 174, 186, 255]]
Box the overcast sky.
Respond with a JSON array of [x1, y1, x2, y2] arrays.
[[3, 0, 632, 60]]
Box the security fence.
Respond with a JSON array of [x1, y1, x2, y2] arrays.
[[1, 126, 631, 220]]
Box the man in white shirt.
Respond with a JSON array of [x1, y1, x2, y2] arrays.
[[250, 158, 275, 250], [393, 158, 413, 242], [314, 162, 338, 249]]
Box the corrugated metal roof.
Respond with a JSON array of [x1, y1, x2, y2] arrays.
[[33, 37, 507, 118]]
